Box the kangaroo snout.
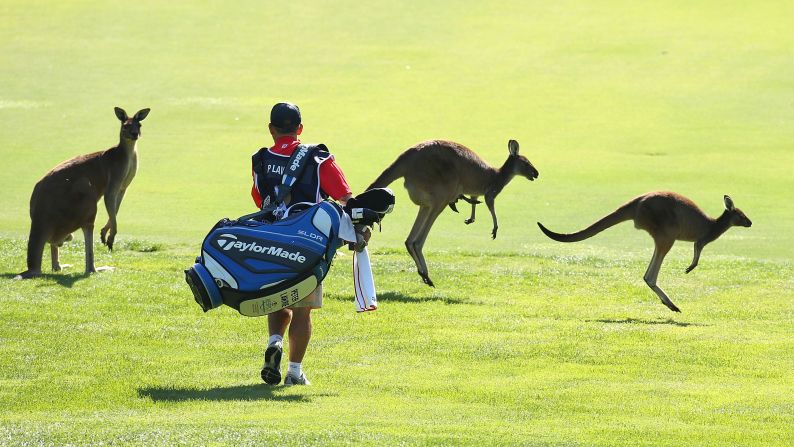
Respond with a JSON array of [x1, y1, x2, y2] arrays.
[[523, 164, 539, 181], [122, 123, 141, 140]]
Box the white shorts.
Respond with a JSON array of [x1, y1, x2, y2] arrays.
[[291, 283, 323, 309]]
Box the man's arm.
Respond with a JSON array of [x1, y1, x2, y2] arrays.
[[319, 156, 364, 247], [251, 168, 264, 209], [318, 157, 352, 204], [338, 193, 353, 206]]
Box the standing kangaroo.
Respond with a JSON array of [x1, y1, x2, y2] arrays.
[[15, 107, 150, 279], [367, 139, 539, 286], [537, 192, 752, 312]]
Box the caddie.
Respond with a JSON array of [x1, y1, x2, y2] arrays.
[[251, 102, 358, 386]]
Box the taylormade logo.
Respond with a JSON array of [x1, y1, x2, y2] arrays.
[[290, 147, 309, 172], [216, 234, 307, 263]]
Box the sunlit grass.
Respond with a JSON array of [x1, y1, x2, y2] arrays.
[[1, 0, 793, 445]]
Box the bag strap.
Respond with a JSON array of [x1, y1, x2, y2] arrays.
[[274, 144, 318, 205], [242, 144, 318, 221]]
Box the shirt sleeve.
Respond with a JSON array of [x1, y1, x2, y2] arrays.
[[251, 167, 263, 209], [318, 156, 352, 201]]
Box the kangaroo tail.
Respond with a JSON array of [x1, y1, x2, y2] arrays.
[[366, 150, 415, 190], [24, 221, 48, 273], [537, 199, 638, 243]]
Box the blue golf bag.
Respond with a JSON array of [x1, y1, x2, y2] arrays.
[[185, 188, 394, 317]]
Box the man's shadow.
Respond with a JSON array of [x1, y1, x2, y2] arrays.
[[2, 272, 88, 288], [139, 384, 336, 403]]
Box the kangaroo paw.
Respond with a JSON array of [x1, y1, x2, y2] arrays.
[[464, 218, 474, 225], [460, 196, 481, 205], [662, 299, 681, 313], [14, 270, 42, 280], [53, 263, 72, 272], [491, 227, 498, 239], [420, 273, 435, 288], [102, 230, 116, 251], [685, 265, 696, 274]]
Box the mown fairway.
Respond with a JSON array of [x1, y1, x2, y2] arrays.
[[1, 1, 792, 446]]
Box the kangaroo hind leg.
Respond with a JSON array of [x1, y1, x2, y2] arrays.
[[84, 223, 114, 275], [51, 232, 78, 272], [405, 204, 445, 287], [83, 224, 98, 275], [643, 238, 680, 312]]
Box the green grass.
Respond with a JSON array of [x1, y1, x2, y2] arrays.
[[1, 239, 792, 446], [1, 1, 793, 446]]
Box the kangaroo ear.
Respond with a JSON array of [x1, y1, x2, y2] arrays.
[[133, 108, 150, 122], [114, 107, 128, 122], [724, 195, 735, 211], [508, 140, 519, 156]]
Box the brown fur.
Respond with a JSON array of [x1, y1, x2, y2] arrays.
[[15, 107, 150, 279], [368, 139, 539, 287], [537, 191, 752, 312]]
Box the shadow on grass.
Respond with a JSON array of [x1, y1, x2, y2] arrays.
[[139, 384, 335, 402], [1, 272, 88, 288], [379, 291, 469, 305], [327, 291, 469, 305], [588, 318, 707, 327]]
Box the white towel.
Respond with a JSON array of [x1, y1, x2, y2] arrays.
[[338, 213, 357, 244], [353, 247, 377, 312]]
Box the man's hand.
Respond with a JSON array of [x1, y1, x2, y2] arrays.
[[350, 225, 372, 252]]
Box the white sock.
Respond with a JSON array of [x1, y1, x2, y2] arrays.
[[288, 362, 302, 377], [268, 334, 283, 346]]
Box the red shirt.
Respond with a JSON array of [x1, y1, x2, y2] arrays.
[[251, 136, 352, 209]]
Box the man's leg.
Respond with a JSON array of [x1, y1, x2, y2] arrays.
[[284, 285, 321, 385], [261, 309, 292, 385], [284, 307, 312, 385], [287, 307, 312, 363], [269, 308, 292, 337]]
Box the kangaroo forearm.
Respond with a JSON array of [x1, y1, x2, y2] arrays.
[[103, 192, 119, 221], [114, 188, 128, 213]]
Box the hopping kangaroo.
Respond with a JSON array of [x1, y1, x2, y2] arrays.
[[368, 139, 539, 287], [15, 107, 150, 279], [537, 192, 752, 312]]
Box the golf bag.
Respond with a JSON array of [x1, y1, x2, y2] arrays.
[[185, 188, 394, 317]]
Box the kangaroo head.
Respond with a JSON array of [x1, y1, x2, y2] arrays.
[[723, 195, 752, 227], [115, 107, 150, 141], [506, 139, 539, 181]]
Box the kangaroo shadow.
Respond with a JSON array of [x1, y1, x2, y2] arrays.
[[326, 291, 469, 305], [2, 272, 88, 288], [587, 318, 707, 327], [376, 291, 470, 305], [138, 384, 335, 403]]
